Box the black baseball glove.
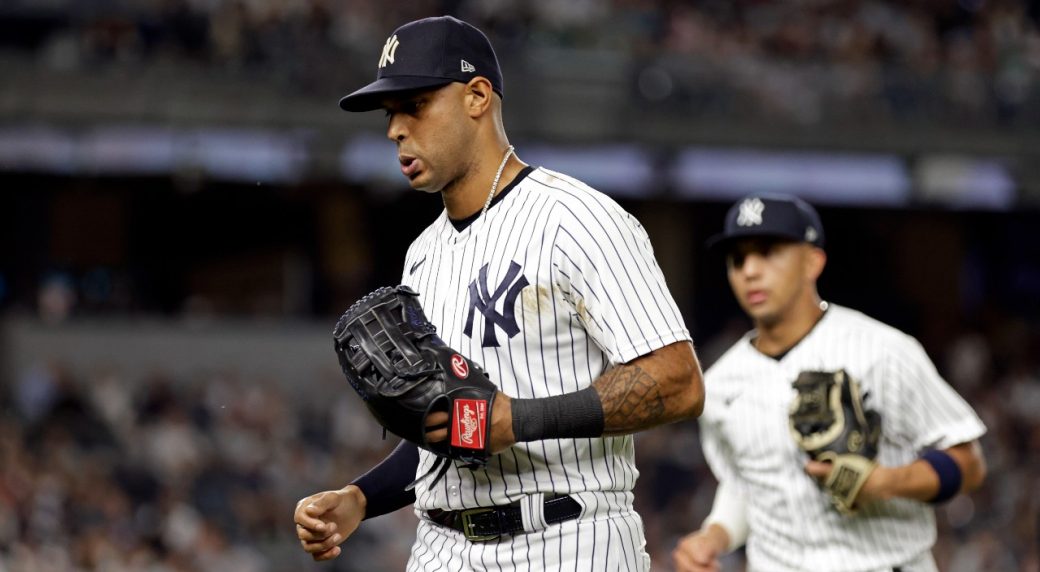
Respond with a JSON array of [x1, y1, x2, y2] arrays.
[[789, 369, 882, 515], [333, 285, 499, 488]]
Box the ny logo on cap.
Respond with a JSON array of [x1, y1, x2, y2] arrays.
[[378, 34, 400, 68], [736, 198, 765, 227]]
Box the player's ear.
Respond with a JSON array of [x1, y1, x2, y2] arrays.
[[806, 246, 827, 281], [463, 77, 494, 118]]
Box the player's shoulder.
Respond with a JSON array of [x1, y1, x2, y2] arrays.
[[824, 304, 923, 353], [525, 167, 628, 217], [704, 334, 756, 381]]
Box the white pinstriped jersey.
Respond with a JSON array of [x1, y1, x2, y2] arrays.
[[700, 304, 986, 572], [399, 166, 689, 569]]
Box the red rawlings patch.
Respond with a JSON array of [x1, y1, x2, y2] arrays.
[[450, 353, 469, 379], [451, 399, 486, 450]]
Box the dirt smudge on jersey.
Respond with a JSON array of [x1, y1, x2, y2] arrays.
[[521, 285, 553, 327], [574, 298, 590, 326]]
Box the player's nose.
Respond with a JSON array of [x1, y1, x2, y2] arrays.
[[740, 253, 765, 277], [386, 115, 407, 142]]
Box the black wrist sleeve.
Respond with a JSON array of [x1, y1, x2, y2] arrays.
[[511, 386, 605, 441], [350, 440, 419, 520]]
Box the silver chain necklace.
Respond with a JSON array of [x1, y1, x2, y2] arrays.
[[479, 145, 515, 219]]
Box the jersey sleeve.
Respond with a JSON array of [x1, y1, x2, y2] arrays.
[[885, 336, 987, 451], [699, 406, 741, 485], [702, 478, 749, 552], [551, 200, 691, 364], [350, 440, 419, 519]]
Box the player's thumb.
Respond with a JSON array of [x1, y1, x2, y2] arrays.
[[305, 491, 341, 516], [805, 459, 832, 479]]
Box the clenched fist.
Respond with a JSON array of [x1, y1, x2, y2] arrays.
[[293, 485, 367, 561]]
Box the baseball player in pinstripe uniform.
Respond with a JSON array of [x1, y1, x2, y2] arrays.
[[293, 16, 705, 570], [673, 194, 987, 572]]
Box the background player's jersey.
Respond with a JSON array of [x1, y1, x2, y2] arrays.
[[401, 166, 690, 513], [700, 304, 986, 572]]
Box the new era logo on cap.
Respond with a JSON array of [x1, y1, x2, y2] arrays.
[[461, 59, 475, 72]]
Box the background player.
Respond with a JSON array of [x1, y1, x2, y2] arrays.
[[673, 194, 987, 572], [294, 16, 705, 571]]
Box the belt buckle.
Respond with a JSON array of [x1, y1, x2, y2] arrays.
[[459, 507, 500, 542]]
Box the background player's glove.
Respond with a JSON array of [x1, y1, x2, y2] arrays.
[[788, 369, 882, 515], [333, 285, 498, 488]]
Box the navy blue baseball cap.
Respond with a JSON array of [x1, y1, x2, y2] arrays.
[[339, 16, 504, 112], [707, 194, 825, 251]]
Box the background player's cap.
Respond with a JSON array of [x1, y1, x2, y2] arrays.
[[707, 193, 825, 251], [339, 16, 503, 112]]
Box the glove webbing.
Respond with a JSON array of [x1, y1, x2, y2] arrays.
[[346, 303, 438, 393]]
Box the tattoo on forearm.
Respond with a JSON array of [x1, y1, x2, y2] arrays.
[[595, 364, 666, 433]]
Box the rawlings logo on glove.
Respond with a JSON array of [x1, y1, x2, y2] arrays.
[[452, 400, 486, 449], [789, 369, 882, 515], [333, 285, 499, 488]]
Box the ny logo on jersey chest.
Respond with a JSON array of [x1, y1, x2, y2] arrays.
[[464, 261, 529, 347]]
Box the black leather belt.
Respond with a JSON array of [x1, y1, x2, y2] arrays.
[[425, 495, 582, 542]]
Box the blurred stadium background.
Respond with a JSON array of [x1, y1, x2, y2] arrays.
[[1, 0, 1038, 570]]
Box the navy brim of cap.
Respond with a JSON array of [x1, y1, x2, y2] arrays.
[[705, 230, 807, 253], [339, 76, 455, 112]]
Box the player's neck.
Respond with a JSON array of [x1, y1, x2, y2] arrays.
[[753, 297, 827, 357], [442, 151, 524, 221]]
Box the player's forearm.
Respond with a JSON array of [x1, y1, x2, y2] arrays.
[[595, 341, 704, 434], [499, 342, 704, 448], [702, 479, 748, 552], [880, 441, 986, 502], [349, 440, 419, 519]]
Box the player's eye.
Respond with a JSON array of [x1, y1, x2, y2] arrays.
[[384, 99, 422, 117]]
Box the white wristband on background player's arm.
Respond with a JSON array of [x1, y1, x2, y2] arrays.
[[702, 479, 749, 553]]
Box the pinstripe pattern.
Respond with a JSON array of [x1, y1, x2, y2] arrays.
[[700, 305, 985, 572], [406, 509, 651, 572], [400, 167, 688, 570]]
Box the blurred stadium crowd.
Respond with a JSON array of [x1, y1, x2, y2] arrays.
[[0, 354, 413, 571], [2, 0, 1039, 125], [1, 321, 1037, 571]]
